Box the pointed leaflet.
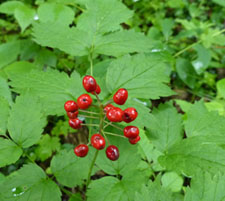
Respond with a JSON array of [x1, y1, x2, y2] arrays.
[[0, 97, 10, 135], [106, 54, 174, 99], [159, 135, 225, 176], [146, 102, 183, 152], [7, 94, 46, 148], [8, 69, 84, 115], [0, 164, 61, 201], [0, 77, 12, 104], [0, 138, 22, 168]]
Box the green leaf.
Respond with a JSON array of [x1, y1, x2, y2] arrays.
[[0, 1, 24, 14], [184, 101, 225, 137], [191, 44, 211, 75], [185, 171, 225, 201], [35, 134, 60, 161], [38, 3, 74, 25], [176, 58, 196, 89], [7, 93, 46, 148], [161, 18, 174, 41], [51, 149, 93, 187], [0, 41, 20, 69], [0, 164, 61, 201], [161, 172, 183, 192], [0, 77, 12, 104], [14, 5, 35, 32], [175, 99, 192, 113], [212, 0, 225, 7], [146, 102, 183, 152], [77, 0, 132, 34], [0, 138, 22, 168], [217, 78, 225, 99], [159, 135, 225, 176], [0, 97, 10, 135], [8, 69, 84, 115], [106, 54, 174, 99]]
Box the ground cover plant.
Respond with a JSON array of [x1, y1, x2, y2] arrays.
[[0, 0, 225, 200]]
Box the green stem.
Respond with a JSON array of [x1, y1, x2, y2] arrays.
[[79, 110, 99, 115], [79, 115, 99, 119], [89, 51, 93, 76], [60, 186, 74, 197], [81, 123, 99, 127], [103, 120, 123, 131], [103, 131, 126, 138]]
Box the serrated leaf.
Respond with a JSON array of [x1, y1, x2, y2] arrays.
[[0, 138, 22, 168], [51, 149, 93, 187], [146, 102, 183, 152], [161, 172, 183, 192], [184, 101, 225, 137], [184, 171, 225, 201], [0, 77, 12, 104], [0, 1, 24, 14], [159, 135, 225, 176], [7, 94, 46, 148], [8, 69, 84, 115], [0, 97, 10, 135], [0, 164, 61, 201], [106, 54, 174, 99]]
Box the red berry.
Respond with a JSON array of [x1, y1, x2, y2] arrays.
[[69, 118, 82, 129], [83, 75, 97, 92], [77, 94, 92, 109], [129, 136, 141, 145], [67, 111, 79, 119], [64, 100, 78, 112], [123, 126, 139, 138], [106, 107, 123, 122], [91, 134, 106, 150], [123, 107, 138, 123], [106, 145, 119, 161], [113, 88, 128, 105], [104, 104, 115, 113], [74, 144, 89, 157], [91, 84, 101, 95]]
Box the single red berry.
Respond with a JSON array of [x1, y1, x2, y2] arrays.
[[123, 126, 139, 138], [106, 107, 123, 122], [104, 104, 115, 113], [83, 75, 97, 92], [91, 84, 101, 95], [129, 136, 141, 145], [74, 144, 89, 157], [67, 111, 79, 119], [113, 88, 128, 105], [64, 100, 78, 112], [77, 94, 92, 109], [91, 134, 106, 150], [69, 118, 82, 129], [106, 145, 119, 161], [123, 107, 138, 123]]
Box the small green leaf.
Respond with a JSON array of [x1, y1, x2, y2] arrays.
[[217, 78, 225, 99], [0, 1, 24, 14], [0, 97, 10, 135], [161, 18, 174, 41], [161, 172, 183, 192], [0, 77, 12, 104]]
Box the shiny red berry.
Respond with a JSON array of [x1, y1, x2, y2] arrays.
[[106, 145, 119, 161], [106, 107, 123, 122], [129, 136, 141, 145], [64, 100, 78, 112], [113, 88, 128, 105], [69, 118, 82, 129], [123, 107, 138, 123], [91, 84, 101, 95], [91, 134, 106, 150], [83, 75, 97, 92], [104, 104, 115, 113], [123, 126, 139, 138], [77, 94, 92, 109], [67, 111, 79, 119], [74, 144, 89, 157]]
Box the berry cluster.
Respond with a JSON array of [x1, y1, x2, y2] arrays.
[[64, 75, 140, 161]]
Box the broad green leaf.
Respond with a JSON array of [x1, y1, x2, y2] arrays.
[[0, 138, 22, 168], [0, 164, 61, 201], [161, 172, 183, 192], [184, 101, 225, 137], [106, 54, 174, 99], [176, 58, 196, 89], [35, 134, 60, 161], [175, 99, 192, 113], [159, 135, 225, 176], [8, 69, 84, 115], [94, 30, 152, 57], [14, 4, 35, 32], [191, 44, 211, 75], [77, 0, 132, 34], [217, 78, 225, 99], [51, 149, 93, 187], [0, 1, 23, 14], [185, 171, 225, 201], [212, 0, 225, 7], [0, 77, 12, 104], [0, 97, 10, 135], [146, 102, 183, 152], [34, 49, 57, 67], [205, 100, 225, 116], [0, 41, 20, 69], [38, 3, 74, 25], [7, 94, 46, 148]]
